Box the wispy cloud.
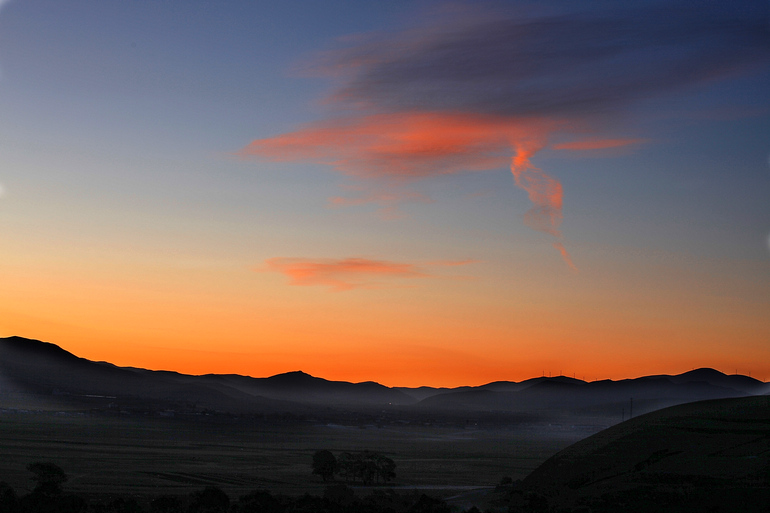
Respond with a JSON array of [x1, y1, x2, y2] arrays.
[[243, 1, 768, 269], [552, 242, 578, 273], [328, 185, 433, 220], [263, 257, 478, 291]]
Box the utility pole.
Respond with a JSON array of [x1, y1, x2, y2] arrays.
[[630, 397, 633, 419]]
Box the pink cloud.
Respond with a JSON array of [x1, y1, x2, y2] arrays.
[[264, 256, 480, 291], [241, 3, 768, 271], [241, 112, 553, 179], [552, 242, 578, 272], [265, 257, 427, 291], [243, 112, 576, 268]]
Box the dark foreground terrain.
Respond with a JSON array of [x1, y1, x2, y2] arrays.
[[2, 395, 770, 512], [0, 410, 576, 502], [1, 336, 769, 512], [519, 395, 770, 512]]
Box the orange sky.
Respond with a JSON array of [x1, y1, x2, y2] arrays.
[[2, 240, 767, 386]]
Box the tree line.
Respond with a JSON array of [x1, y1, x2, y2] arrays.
[[312, 450, 396, 485], [0, 461, 461, 513]]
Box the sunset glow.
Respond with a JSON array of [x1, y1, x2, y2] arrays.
[[0, 0, 768, 386]]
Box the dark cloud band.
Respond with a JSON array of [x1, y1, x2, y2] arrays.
[[327, 1, 769, 117]]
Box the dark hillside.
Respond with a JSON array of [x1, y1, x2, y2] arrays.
[[522, 395, 770, 512]]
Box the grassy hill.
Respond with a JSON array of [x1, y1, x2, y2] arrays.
[[520, 395, 770, 512]]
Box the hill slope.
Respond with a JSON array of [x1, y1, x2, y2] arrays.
[[521, 395, 770, 512]]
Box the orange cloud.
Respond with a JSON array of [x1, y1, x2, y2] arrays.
[[244, 111, 576, 268], [553, 138, 647, 151], [265, 257, 428, 291], [242, 112, 552, 179], [510, 139, 563, 238], [553, 242, 578, 272]]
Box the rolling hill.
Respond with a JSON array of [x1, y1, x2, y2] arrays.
[[520, 395, 770, 512]]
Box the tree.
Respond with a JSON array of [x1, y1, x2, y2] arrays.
[[236, 490, 282, 513], [22, 463, 86, 513], [312, 450, 338, 482], [333, 451, 395, 485], [336, 452, 356, 483], [0, 481, 19, 513], [27, 462, 68, 496], [374, 454, 396, 484], [188, 486, 230, 513]]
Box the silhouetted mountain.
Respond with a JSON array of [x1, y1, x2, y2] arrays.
[[416, 370, 766, 417], [395, 385, 467, 401], [521, 395, 770, 512], [0, 337, 766, 421], [0, 337, 410, 413], [0, 336, 300, 414], [664, 367, 765, 394]]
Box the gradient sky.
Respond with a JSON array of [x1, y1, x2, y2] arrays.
[[0, 0, 768, 386]]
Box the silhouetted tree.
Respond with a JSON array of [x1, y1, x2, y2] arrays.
[[337, 452, 357, 483], [27, 461, 68, 496], [188, 486, 230, 513], [407, 494, 450, 513], [286, 493, 329, 513], [323, 484, 357, 508], [151, 496, 185, 513], [236, 490, 284, 513], [0, 481, 19, 513], [20, 461, 87, 513], [334, 451, 395, 485], [312, 450, 338, 482], [373, 453, 396, 484], [359, 452, 378, 485], [105, 497, 144, 513]]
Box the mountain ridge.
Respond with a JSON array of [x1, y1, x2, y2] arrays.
[[1, 336, 766, 418]]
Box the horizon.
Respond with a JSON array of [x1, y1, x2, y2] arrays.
[[3, 335, 767, 389], [0, 1, 768, 388]]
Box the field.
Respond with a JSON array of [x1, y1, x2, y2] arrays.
[[0, 410, 592, 505]]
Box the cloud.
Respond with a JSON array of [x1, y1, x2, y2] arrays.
[[264, 257, 427, 291], [244, 1, 768, 269], [264, 256, 479, 291], [553, 242, 578, 272], [328, 186, 433, 220], [242, 112, 574, 262], [242, 112, 553, 180], [321, 1, 769, 118]]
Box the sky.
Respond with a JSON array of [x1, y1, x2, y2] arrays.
[[0, 0, 768, 387]]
